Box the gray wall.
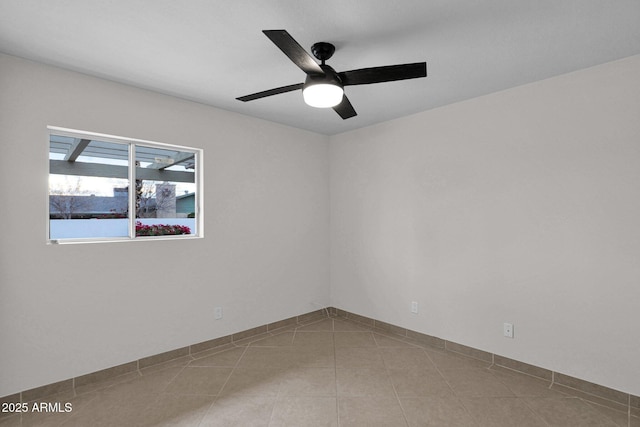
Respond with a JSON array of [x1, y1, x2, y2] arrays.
[[330, 55, 640, 395], [2, 51, 639, 398], [0, 53, 330, 396]]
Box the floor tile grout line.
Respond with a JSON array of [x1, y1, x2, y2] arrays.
[[271, 315, 335, 426], [470, 366, 626, 427], [210, 344, 250, 400], [444, 361, 554, 427], [446, 398, 481, 427], [550, 382, 632, 414], [263, 345, 281, 427], [291, 322, 299, 345], [57, 392, 101, 427], [384, 346, 412, 427], [422, 347, 483, 425], [332, 318, 343, 427], [374, 327, 417, 426], [195, 397, 217, 427], [581, 399, 631, 427], [488, 371, 555, 427], [196, 343, 267, 427]]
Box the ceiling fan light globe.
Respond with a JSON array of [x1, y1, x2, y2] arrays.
[[303, 83, 344, 108]]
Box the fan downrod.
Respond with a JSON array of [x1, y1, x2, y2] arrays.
[[311, 42, 335, 64]]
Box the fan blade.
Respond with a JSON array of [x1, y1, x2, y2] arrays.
[[339, 62, 427, 86], [263, 30, 324, 75], [236, 83, 304, 102], [333, 95, 357, 119]]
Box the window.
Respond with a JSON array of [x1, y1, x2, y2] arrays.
[[48, 127, 202, 243]]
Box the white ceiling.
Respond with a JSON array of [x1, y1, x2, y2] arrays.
[[1, 1, 639, 135]]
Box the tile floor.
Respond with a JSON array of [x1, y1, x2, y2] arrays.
[[1, 316, 635, 426]]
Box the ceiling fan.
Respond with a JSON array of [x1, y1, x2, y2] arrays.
[[237, 30, 427, 119]]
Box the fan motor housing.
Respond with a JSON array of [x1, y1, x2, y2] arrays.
[[305, 64, 342, 87], [311, 42, 335, 62]]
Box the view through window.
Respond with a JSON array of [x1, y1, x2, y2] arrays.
[[48, 128, 201, 242]]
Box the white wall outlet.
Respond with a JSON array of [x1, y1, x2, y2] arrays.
[[411, 301, 419, 314], [503, 322, 514, 338], [214, 307, 223, 320]]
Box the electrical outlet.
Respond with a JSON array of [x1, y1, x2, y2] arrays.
[[503, 322, 514, 338], [214, 307, 223, 320], [411, 301, 419, 314]]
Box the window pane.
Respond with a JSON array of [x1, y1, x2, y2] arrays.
[[49, 135, 130, 240], [134, 145, 196, 237]]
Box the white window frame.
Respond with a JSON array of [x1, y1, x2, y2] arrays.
[[47, 126, 204, 244]]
